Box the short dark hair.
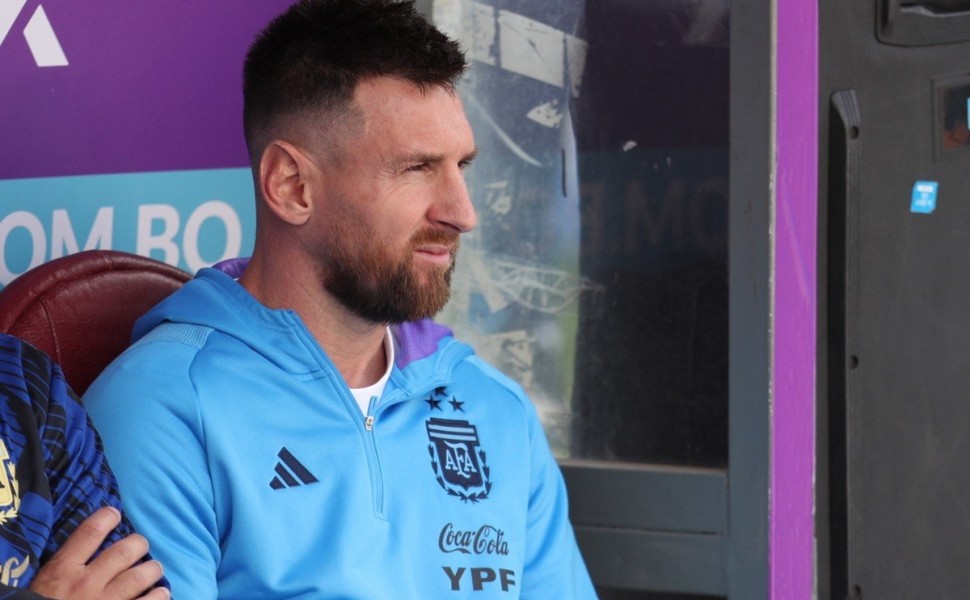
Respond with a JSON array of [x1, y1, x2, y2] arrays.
[[243, 0, 467, 162]]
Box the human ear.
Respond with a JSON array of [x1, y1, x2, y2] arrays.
[[258, 141, 313, 226]]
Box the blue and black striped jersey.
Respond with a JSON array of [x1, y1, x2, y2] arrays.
[[0, 333, 134, 596]]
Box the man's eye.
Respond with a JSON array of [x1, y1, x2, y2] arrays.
[[405, 163, 428, 173], [458, 160, 473, 171]]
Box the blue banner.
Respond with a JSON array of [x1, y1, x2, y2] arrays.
[[0, 168, 254, 285]]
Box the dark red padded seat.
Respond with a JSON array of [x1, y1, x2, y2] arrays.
[[0, 250, 191, 395]]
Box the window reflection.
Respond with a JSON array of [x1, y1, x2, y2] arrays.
[[937, 76, 970, 151], [435, 0, 729, 466]]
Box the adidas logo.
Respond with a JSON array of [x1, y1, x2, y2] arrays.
[[269, 447, 319, 490]]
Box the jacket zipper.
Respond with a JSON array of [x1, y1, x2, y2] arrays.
[[354, 339, 474, 518], [361, 386, 439, 518], [363, 395, 385, 517]]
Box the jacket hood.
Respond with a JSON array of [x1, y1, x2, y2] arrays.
[[132, 258, 467, 378]]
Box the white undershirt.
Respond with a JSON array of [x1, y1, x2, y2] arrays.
[[349, 327, 394, 416]]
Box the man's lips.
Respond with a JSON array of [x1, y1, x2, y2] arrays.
[[414, 243, 456, 265]]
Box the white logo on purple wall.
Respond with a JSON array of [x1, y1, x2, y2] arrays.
[[0, 0, 68, 67]]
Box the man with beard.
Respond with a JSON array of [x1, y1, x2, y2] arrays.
[[83, 1, 596, 598]]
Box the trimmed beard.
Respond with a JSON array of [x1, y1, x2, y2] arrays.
[[321, 228, 459, 325]]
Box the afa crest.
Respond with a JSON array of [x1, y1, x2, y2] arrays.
[[0, 440, 20, 524], [426, 418, 491, 502]]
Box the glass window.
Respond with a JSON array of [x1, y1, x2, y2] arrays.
[[435, 0, 729, 467]]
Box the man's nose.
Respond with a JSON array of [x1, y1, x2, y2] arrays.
[[431, 170, 477, 233]]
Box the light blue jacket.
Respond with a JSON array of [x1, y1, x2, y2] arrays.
[[84, 264, 596, 599]]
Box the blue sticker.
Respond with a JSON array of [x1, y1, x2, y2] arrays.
[[910, 180, 938, 214]]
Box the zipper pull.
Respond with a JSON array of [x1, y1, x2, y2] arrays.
[[364, 395, 378, 431]]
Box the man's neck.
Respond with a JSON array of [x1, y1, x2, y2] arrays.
[[310, 312, 388, 388], [239, 252, 388, 388]]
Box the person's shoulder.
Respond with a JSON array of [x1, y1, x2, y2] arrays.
[[133, 321, 214, 351], [456, 352, 533, 411], [458, 353, 521, 390], [0, 332, 52, 377], [105, 321, 221, 375], [0, 333, 63, 412], [86, 321, 215, 403], [395, 322, 533, 414]]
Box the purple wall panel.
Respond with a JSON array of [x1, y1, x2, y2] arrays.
[[0, 1, 293, 179], [772, 0, 818, 597]]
